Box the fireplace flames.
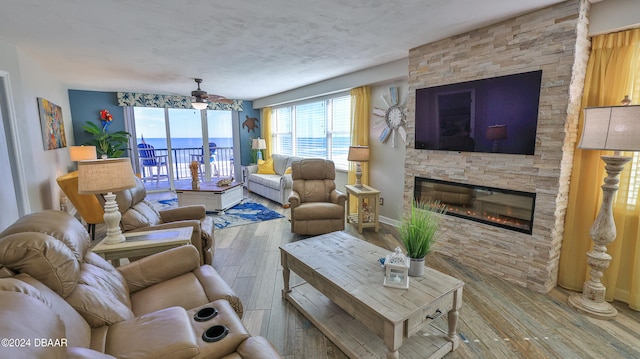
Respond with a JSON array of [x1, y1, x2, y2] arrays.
[[447, 206, 531, 231]]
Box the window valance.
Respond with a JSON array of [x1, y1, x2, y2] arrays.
[[117, 92, 243, 111]]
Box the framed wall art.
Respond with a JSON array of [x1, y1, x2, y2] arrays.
[[37, 97, 67, 150]]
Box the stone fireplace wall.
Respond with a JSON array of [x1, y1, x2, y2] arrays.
[[404, 0, 591, 292]]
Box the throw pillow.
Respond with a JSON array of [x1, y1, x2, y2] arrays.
[[257, 159, 276, 174], [284, 167, 292, 174]]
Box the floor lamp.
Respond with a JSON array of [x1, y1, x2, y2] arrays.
[[568, 103, 640, 320], [77, 158, 137, 244]]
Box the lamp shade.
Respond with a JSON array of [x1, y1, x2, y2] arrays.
[[69, 146, 97, 161], [252, 138, 266, 150], [77, 158, 136, 194], [486, 125, 508, 140], [579, 105, 640, 151], [348, 146, 370, 162]]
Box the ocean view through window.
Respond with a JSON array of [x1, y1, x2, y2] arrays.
[[131, 107, 235, 186], [271, 93, 351, 170]]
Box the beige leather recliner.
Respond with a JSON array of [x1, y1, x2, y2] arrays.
[[58, 173, 215, 265], [288, 159, 347, 235], [0, 210, 281, 359]]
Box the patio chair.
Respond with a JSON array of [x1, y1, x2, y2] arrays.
[[191, 142, 219, 178], [138, 142, 168, 182]]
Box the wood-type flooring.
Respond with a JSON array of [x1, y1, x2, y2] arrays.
[[147, 190, 640, 359]]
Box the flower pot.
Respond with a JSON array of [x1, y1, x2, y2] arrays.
[[408, 257, 425, 277], [192, 180, 200, 189]]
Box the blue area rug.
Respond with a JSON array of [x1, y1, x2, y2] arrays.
[[152, 198, 285, 230]]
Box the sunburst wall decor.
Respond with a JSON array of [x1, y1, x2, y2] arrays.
[[373, 86, 406, 147]]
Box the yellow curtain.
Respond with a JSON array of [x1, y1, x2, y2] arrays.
[[261, 107, 272, 159], [558, 28, 640, 310], [348, 87, 371, 212]]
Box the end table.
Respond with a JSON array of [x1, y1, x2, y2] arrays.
[[344, 184, 380, 233], [92, 226, 193, 266]]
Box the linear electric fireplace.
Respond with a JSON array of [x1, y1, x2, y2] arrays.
[[414, 177, 536, 234]]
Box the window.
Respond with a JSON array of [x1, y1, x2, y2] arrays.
[[271, 94, 351, 170]]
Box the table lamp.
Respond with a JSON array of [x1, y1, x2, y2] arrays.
[[252, 138, 267, 161], [568, 102, 640, 319], [486, 124, 508, 152], [77, 158, 137, 244], [69, 145, 97, 162], [348, 146, 370, 188]]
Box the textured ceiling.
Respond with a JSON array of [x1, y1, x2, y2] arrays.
[[0, 0, 565, 100]]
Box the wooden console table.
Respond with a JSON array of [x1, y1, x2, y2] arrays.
[[280, 232, 464, 359]]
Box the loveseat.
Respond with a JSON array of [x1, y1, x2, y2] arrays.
[[245, 154, 303, 207], [0, 210, 281, 359]]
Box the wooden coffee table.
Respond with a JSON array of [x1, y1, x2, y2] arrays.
[[175, 180, 243, 213], [92, 226, 193, 267], [280, 231, 464, 359]]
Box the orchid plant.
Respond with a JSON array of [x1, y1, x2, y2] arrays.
[[82, 109, 131, 158]]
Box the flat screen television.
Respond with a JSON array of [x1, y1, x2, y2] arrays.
[[414, 70, 542, 155]]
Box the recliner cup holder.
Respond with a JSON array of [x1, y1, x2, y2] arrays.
[[194, 307, 218, 322], [202, 325, 229, 343]]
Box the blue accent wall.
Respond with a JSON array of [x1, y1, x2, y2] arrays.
[[238, 102, 261, 165], [68, 90, 128, 154]]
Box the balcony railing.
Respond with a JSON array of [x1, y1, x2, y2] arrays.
[[138, 146, 235, 183]]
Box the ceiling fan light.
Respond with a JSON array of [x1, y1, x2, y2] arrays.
[[192, 100, 208, 110]]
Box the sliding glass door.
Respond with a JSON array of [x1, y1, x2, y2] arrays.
[[130, 107, 235, 192]]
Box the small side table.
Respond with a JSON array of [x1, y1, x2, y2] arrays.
[[344, 184, 380, 233], [92, 226, 193, 266]]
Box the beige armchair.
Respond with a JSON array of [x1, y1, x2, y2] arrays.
[[288, 159, 347, 235], [57, 174, 214, 265]]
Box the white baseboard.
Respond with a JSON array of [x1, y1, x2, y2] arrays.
[[379, 215, 400, 228]]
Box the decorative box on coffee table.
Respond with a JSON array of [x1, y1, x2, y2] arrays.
[[175, 180, 243, 213]]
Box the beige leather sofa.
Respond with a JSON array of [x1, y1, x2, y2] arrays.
[[245, 154, 303, 207], [0, 210, 281, 359], [288, 159, 347, 235]]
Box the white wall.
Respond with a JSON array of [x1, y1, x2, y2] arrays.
[[589, 0, 640, 35], [0, 40, 73, 230], [18, 49, 75, 211], [369, 80, 408, 224]]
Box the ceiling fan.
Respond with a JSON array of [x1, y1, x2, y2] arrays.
[[191, 78, 233, 110]]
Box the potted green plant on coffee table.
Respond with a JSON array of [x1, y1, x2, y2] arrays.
[[399, 199, 447, 276]]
